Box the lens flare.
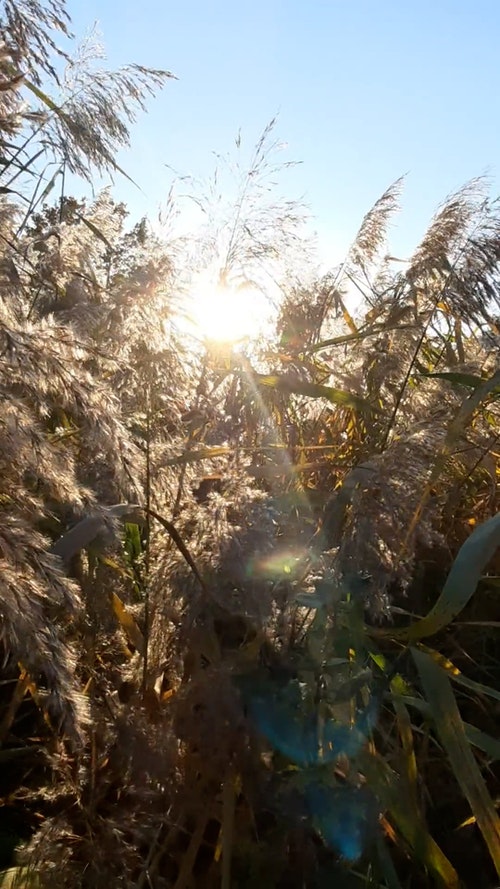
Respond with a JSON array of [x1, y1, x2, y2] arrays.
[[242, 677, 380, 768], [306, 783, 379, 861], [187, 272, 272, 343], [247, 548, 308, 580]]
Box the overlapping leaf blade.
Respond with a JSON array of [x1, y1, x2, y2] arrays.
[[413, 648, 500, 877]]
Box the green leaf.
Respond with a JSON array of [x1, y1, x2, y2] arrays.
[[421, 371, 493, 391], [0, 867, 40, 888], [75, 212, 113, 250], [375, 834, 403, 889], [164, 446, 231, 466], [23, 80, 60, 112], [398, 695, 500, 759], [254, 373, 378, 413], [124, 522, 143, 560], [384, 511, 500, 640], [445, 370, 500, 436], [0, 746, 43, 763], [391, 695, 418, 804], [460, 724, 500, 762], [359, 751, 459, 888], [413, 648, 500, 876], [34, 167, 61, 206], [414, 644, 500, 705], [308, 323, 416, 353], [480, 575, 500, 589]]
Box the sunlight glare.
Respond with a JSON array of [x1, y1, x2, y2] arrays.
[[187, 273, 272, 343]]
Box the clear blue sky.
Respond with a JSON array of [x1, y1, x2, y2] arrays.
[[66, 0, 500, 262]]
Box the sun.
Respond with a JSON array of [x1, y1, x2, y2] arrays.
[[186, 271, 273, 343]]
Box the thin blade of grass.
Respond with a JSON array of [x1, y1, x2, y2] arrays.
[[5, 148, 45, 186], [23, 80, 60, 112], [75, 212, 114, 250], [17, 164, 62, 234], [307, 323, 416, 353], [164, 446, 232, 466], [421, 371, 499, 393]]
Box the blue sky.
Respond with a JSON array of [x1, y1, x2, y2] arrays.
[[65, 0, 500, 263]]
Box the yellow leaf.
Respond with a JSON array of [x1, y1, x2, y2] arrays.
[[111, 592, 144, 654]]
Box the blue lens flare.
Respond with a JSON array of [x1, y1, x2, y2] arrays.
[[244, 679, 379, 767], [247, 696, 322, 767], [305, 783, 378, 861], [240, 673, 381, 860]]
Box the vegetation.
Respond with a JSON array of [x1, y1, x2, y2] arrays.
[[0, 2, 499, 887]]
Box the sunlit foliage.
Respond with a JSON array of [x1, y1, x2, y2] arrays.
[[0, 3, 499, 888]]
